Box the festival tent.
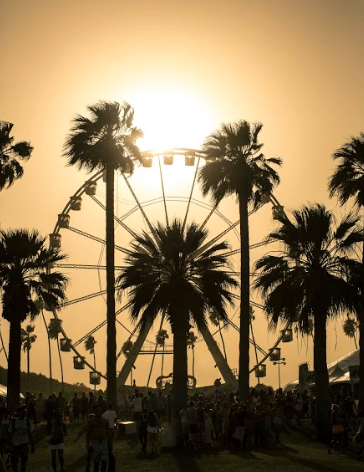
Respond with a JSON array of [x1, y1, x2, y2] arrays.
[[283, 349, 359, 392], [0, 384, 24, 399]]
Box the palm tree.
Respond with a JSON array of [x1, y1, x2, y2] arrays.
[[64, 101, 143, 406], [156, 329, 169, 377], [48, 318, 65, 391], [116, 219, 238, 416], [187, 331, 198, 380], [328, 132, 364, 410], [209, 309, 227, 360], [121, 340, 134, 386], [342, 317, 359, 349], [40, 309, 53, 395], [20, 324, 37, 391], [198, 120, 282, 399], [0, 229, 68, 412], [253, 204, 363, 441], [0, 121, 33, 191]]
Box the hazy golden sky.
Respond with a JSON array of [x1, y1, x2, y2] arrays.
[[1, 0, 364, 391]]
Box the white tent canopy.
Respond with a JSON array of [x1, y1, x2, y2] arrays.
[[0, 384, 25, 399], [283, 349, 359, 392]]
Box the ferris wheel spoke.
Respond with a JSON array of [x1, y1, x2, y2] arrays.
[[54, 263, 123, 270], [182, 156, 201, 232], [195, 220, 240, 257], [72, 302, 131, 347], [88, 195, 139, 240], [146, 315, 165, 388], [47, 309, 106, 380], [67, 227, 132, 256], [117, 318, 153, 387], [116, 323, 139, 361], [199, 325, 236, 385], [62, 289, 107, 307], [121, 173, 157, 238], [199, 203, 219, 232], [158, 156, 169, 227]]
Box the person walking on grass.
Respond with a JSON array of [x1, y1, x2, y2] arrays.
[[354, 409, 364, 460], [147, 410, 160, 453], [7, 405, 34, 472], [85, 405, 112, 472], [328, 404, 345, 454], [138, 406, 149, 454], [102, 404, 117, 438], [47, 409, 67, 472]]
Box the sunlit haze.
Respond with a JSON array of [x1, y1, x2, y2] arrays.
[[1, 0, 364, 393]]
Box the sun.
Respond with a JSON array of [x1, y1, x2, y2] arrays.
[[129, 86, 215, 153]]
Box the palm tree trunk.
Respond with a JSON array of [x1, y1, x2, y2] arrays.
[[27, 349, 30, 392], [41, 311, 52, 394], [7, 317, 22, 413], [313, 312, 331, 442], [57, 338, 64, 392], [93, 350, 97, 392], [172, 316, 188, 414], [106, 163, 117, 407], [161, 344, 165, 377], [238, 196, 250, 400], [359, 242, 364, 412]]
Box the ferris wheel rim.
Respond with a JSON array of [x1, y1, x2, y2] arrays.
[[49, 149, 288, 386]]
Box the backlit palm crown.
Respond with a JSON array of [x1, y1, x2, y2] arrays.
[[48, 318, 63, 340], [329, 132, 364, 206], [63, 101, 143, 174], [254, 204, 364, 331], [0, 229, 68, 323], [198, 121, 282, 205], [116, 219, 238, 334], [84, 335, 96, 354], [0, 122, 33, 191]]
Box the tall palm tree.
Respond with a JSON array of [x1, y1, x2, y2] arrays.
[[156, 329, 169, 377], [64, 101, 143, 406], [187, 331, 198, 380], [21, 324, 37, 391], [85, 335, 97, 369], [0, 229, 68, 412], [0, 121, 33, 191], [116, 219, 238, 416], [198, 120, 282, 399], [342, 317, 359, 349], [40, 309, 53, 394], [328, 132, 364, 410], [209, 309, 227, 360], [48, 318, 65, 391], [121, 340, 134, 386], [253, 204, 363, 441]]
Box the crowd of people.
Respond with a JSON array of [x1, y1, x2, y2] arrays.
[[0, 385, 363, 471]]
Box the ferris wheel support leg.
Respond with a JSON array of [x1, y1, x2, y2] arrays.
[[117, 319, 152, 388], [199, 325, 237, 388]]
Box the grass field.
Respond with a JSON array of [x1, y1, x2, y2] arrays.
[[26, 422, 363, 472]]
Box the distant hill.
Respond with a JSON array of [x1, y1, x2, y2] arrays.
[[0, 366, 94, 399]]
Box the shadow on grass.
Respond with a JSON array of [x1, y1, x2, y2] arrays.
[[171, 446, 203, 472], [253, 442, 300, 457], [283, 452, 350, 472]]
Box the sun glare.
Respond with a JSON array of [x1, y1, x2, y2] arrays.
[[130, 87, 214, 153]]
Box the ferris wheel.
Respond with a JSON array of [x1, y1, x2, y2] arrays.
[[47, 148, 293, 390]]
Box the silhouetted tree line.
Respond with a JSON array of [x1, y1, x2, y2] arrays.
[[0, 366, 91, 397]]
